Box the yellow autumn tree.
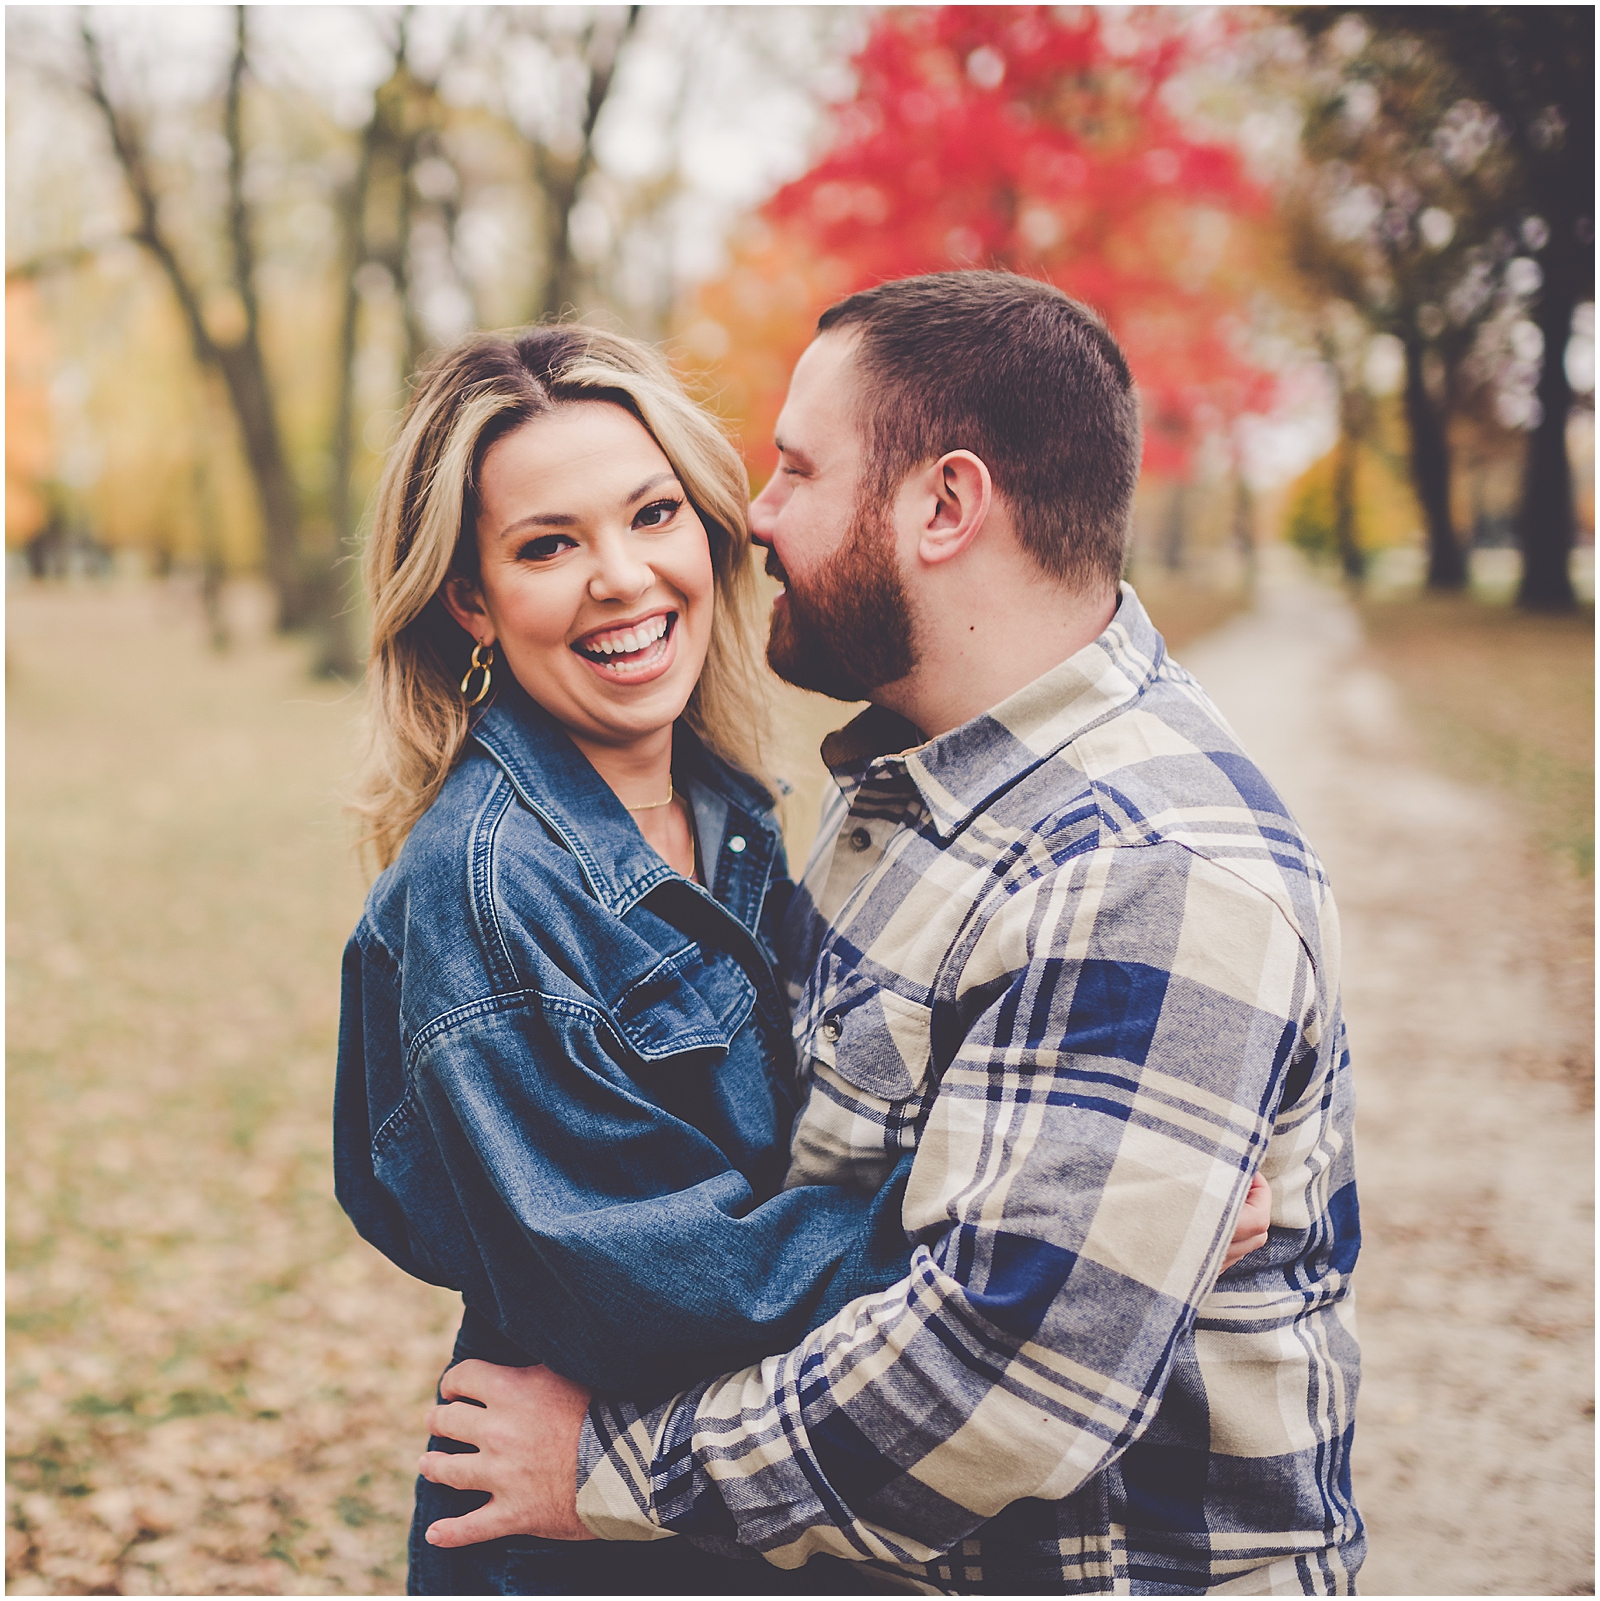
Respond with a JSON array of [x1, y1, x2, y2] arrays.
[[6, 281, 56, 546]]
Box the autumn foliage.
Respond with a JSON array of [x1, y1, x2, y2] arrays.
[[685, 6, 1277, 483], [5, 283, 55, 544]]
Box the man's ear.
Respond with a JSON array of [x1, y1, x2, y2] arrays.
[[440, 574, 493, 645], [914, 451, 993, 567]]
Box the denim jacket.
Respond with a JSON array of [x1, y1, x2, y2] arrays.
[[333, 681, 908, 1400]]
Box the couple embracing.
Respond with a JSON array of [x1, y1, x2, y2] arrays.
[[335, 270, 1362, 1597]]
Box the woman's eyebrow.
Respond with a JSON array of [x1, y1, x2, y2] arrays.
[[497, 473, 681, 538], [625, 471, 678, 503], [499, 510, 578, 535]]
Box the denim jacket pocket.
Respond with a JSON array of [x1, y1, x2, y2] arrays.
[[612, 943, 757, 1065]]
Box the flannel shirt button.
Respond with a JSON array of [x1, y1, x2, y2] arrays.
[[727, 835, 747, 853], [822, 1013, 843, 1042], [849, 827, 872, 851]]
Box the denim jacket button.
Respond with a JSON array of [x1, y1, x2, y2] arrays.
[[822, 1013, 843, 1042], [849, 827, 872, 851], [727, 835, 747, 853]]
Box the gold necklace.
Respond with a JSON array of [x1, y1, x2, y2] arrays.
[[625, 780, 675, 812]]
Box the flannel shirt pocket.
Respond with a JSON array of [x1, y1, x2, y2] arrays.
[[802, 957, 934, 1106]]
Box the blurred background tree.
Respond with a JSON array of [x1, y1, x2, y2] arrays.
[[683, 4, 1289, 598], [5, 281, 58, 556], [5, 4, 857, 668], [6, 4, 1592, 651], [1286, 6, 1594, 608], [1285, 18, 1513, 589], [77, 9, 346, 657]]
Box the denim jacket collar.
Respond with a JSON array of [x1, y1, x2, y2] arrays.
[[468, 679, 778, 918]]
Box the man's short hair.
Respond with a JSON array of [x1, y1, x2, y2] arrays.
[[816, 271, 1142, 592]]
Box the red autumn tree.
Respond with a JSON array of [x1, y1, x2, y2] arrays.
[[685, 6, 1278, 484]]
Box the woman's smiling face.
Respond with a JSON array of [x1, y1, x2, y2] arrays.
[[444, 402, 715, 754]]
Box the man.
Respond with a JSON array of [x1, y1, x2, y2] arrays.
[[418, 272, 1362, 1594]]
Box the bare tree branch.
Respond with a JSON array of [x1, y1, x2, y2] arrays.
[[225, 6, 260, 344], [77, 9, 310, 632], [517, 5, 642, 319], [79, 14, 220, 371]]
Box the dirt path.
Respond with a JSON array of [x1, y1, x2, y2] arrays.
[[1179, 555, 1595, 1597]]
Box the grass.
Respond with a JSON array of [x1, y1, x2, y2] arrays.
[[1355, 590, 1595, 878], [1356, 585, 1593, 1105], [6, 580, 458, 1596]]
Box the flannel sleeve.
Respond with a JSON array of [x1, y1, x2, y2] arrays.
[[574, 839, 1322, 1566]]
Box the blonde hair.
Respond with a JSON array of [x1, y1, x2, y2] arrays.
[[351, 325, 770, 868]]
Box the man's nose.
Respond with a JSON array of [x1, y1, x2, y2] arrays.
[[746, 467, 784, 550], [747, 476, 780, 548]]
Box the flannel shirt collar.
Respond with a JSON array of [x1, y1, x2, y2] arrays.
[[821, 582, 1166, 839]]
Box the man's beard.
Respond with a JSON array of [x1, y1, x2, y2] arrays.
[[764, 502, 917, 702]]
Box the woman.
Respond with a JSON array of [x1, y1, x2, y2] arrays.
[[333, 325, 910, 1595], [334, 324, 1269, 1595]]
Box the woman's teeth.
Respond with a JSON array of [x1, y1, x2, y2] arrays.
[[577, 614, 672, 670]]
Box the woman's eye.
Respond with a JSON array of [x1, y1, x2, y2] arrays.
[[518, 534, 576, 562], [634, 498, 682, 530]]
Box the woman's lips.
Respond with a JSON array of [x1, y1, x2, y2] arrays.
[[571, 611, 677, 679]]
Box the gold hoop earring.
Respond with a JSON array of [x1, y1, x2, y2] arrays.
[[461, 642, 494, 707]]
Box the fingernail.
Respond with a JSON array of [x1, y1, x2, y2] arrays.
[[426, 1527, 441, 1544]]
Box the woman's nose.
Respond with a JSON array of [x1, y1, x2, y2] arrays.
[[587, 536, 653, 603]]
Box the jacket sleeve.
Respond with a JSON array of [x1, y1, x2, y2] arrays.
[[333, 932, 454, 1289], [336, 921, 913, 1402], [574, 841, 1333, 1562]]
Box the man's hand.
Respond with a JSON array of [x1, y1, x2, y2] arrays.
[[1221, 1171, 1271, 1270], [419, 1361, 598, 1547], [414, 1179, 1266, 1551]]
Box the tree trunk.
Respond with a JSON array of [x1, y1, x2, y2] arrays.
[[1331, 424, 1366, 584], [81, 13, 314, 635], [191, 376, 230, 653], [1514, 282, 1579, 612], [528, 8, 640, 321], [394, 122, 424, 381], [219, 9, 308, 633], [1401, 333, 1467, 591], [210, 341, 307, 630], [322, 113, 382, 681], [1162, 481, 1186, 573], [1316, 326, 1369, 585], [1232, 471, 1257, 585], [1360, 7, 1591, 609], [540, 170, 583, 321]]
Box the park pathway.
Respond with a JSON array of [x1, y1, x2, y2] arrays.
[[1178, 553, 1594, 1596]]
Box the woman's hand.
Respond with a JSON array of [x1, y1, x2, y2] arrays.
[[1221, 1170, 1272, 1270], [419, 1361, 598, 1547]]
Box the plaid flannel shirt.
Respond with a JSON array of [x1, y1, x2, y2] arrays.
[[577, 585, 1363, 1595]]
